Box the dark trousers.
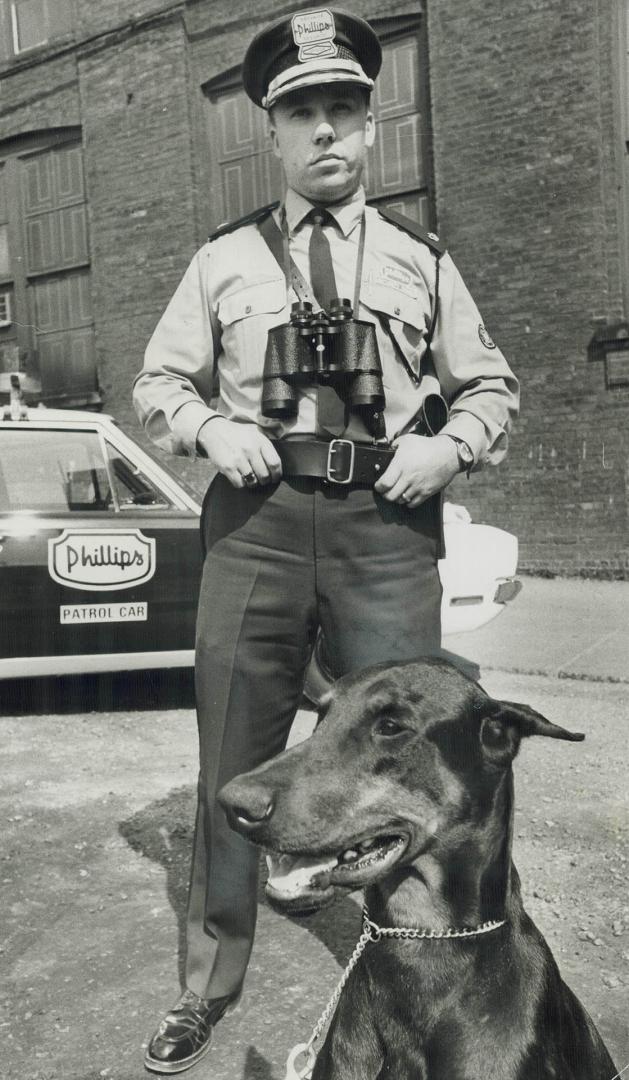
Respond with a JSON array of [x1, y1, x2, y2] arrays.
[[185, 475, 442, 998]]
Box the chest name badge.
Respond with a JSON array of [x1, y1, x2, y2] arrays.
[[368, 266, 417, 299], [383, 265, 413, 287]]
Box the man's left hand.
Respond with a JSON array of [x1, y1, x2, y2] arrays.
[[374, 434, 461, 508]]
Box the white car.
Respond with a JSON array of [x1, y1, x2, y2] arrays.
[[439, 501, 521, 635], [0, 407, 520, 682]]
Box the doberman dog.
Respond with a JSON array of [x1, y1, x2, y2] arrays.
[[219, 657, 617, 1080]]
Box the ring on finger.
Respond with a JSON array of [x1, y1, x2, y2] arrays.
[[241, 471, 257, 487], [399, 492, 411, 503]]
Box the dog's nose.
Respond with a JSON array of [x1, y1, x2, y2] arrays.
[[218, 780, 275, 835], [229, 799, 274, 833]]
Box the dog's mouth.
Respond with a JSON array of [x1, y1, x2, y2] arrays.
[[264, 833, 407, 914]]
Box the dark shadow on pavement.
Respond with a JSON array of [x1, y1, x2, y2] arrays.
[[119, 784, 196, 985], [118, 787, 366, 986], [243, 1045, 276, 1080]]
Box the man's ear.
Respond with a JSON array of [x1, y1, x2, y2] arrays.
[[267, 117, 282, 161], [364, 110, 376, 150], [479, 699, 584, 766]]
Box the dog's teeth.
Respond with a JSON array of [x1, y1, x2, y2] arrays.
[[342, 849, 358, 862]]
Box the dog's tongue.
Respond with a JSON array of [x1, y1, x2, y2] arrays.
[[265, 852, 338, 898]]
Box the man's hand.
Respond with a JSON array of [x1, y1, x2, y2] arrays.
[[197, 417, 282, 488], [374, 433, 460, 508]]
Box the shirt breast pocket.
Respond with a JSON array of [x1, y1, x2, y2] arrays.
[[361, 284, 429, 384], [218, 279, 287, 377]]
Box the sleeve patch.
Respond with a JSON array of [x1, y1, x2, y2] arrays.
[[478, 324, 497, 350]]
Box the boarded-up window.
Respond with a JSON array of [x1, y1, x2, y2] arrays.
[[0, 169, 9, 279], [618, 0, 629, 315], [0, 135, 99, 407], [203, 18, 434, 230], [23, 144, 89, 272], [8, 0, 73, 55], [365, 35, 429, 223], [0, 162, 18, 374], [208, 90, 284, 221]]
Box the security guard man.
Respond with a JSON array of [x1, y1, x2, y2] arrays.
[[134, 8, 519, 1073]]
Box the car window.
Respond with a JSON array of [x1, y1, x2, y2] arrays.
[[105, 442, 174, 510], [0, 429, 113, 512]]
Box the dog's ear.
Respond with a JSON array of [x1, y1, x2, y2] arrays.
[[479, 699, 584, 765], [315, 689, 334, 728]]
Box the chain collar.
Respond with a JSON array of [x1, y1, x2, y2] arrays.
[[362, 904, 507, 942], [285, 905, 507, 1079]]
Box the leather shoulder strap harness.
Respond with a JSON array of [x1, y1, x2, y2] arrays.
[[376, 206, 446, 257], [208, 201, 280, 243]]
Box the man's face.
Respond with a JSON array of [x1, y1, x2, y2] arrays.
[[268, 85, 375, 204]]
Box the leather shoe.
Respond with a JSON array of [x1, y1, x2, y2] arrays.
[[144, 988, 240, 1074]]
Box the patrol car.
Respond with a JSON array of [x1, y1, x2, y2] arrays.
[[0, 407, 520, 681], [0, 405, 201, 679]]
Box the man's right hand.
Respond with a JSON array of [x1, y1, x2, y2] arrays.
[[197, 417, 282, 488]]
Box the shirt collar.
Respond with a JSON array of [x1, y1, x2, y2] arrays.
[[284, 186, 366, 238]]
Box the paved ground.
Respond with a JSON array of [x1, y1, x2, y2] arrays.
[[2, 577, 629, 1080], [446, 574, 629, 683]]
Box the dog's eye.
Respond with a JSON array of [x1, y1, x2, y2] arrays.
[[481, 717, 507, 749], [374, 716, 406, 737]]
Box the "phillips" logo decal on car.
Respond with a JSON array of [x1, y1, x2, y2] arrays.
[[48, 529, 156, 591]]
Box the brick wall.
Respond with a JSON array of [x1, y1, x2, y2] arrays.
[[1, 0, 626, 572], [78, 14, 197, 437], [0, 52, 80, 136], [429, 0, 629, 576]]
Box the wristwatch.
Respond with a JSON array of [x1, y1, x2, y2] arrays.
[[446, 436, 474, 473]]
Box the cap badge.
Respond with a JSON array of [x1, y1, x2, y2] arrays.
[[291, 9, 338, 62]]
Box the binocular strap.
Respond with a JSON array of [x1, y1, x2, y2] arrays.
[[258, 212, 370, 439], [258, 211, 316, 312]]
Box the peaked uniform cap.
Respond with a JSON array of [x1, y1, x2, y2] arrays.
[[242, 8, 382, 109]]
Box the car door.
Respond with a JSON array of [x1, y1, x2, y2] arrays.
[[0, 420, 201, 675], [98, 430, 201, 658]]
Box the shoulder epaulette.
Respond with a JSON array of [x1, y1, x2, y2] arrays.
[[376, 206, 446, 256], [208, 201, 280, 242]]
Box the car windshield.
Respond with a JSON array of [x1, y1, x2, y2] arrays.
[[0, 428, 173, 512], [0, 429, 114, 512]]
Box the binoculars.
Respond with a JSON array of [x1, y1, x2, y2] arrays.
[[261, 299, 385, 420]]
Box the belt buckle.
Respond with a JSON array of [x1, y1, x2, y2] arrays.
[[326, 439, 355, 484]]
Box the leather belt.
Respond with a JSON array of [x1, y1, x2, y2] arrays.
[[274, 438, 395, 486]]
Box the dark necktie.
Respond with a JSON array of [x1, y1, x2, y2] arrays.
[[308, 207, 339, 311], [306, 208, 346, 436]]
